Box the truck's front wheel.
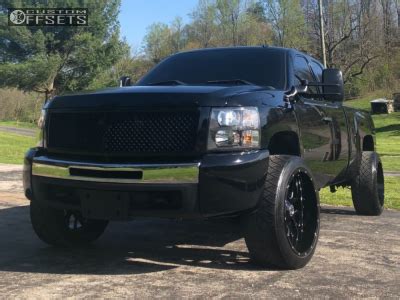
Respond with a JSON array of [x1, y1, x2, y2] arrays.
[[30, 199, 108, 247], [243, 155, 320, 269]]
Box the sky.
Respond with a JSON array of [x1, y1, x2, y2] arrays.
[[118, 0, 198, 52]]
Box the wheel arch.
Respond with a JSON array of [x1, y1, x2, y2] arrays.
[[362, 135, 375, 151], [267, 130, 301, 157]]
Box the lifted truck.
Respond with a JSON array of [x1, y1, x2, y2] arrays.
[[23, 47, 384, 269]]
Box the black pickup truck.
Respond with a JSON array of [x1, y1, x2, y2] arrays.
[[23, 46, 384, 269]]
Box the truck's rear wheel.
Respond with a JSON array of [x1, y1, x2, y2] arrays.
[[243, 155, 320, 269], [30, 199, 108, 247], [351, 151, 384, 216]]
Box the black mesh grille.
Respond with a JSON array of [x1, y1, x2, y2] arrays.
[[47, 111, 199, 155]]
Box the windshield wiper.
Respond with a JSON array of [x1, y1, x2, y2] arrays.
[[206, 79, 256, 86], [148, 80, 186, 86]]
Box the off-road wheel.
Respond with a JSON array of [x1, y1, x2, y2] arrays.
[[30, 199, 108, 247], [243, 155, 320, 269], [351, 151, 384, 216]]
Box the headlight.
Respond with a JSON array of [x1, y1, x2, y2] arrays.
[[208, 107, 260, 150]]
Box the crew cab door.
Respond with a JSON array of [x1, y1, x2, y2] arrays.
[[309, 60, 349, 183], [293, 55, 348, 188]]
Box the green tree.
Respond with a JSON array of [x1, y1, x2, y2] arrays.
[[0, 0, 128, 98], [247, 1, 267, 22], [143, 17, 188, 63], [238, 9, 272, 46], [215, 0, 242, 45], [143, 22, 172, 63], [170, 17, 187, 52], [264, 0, 309, 50], [89, 54, 153, 89], [188, 0, 217, 48]]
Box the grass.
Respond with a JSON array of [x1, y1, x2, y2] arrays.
[[381, 156, 400, 172], [344, 97, 371, 111], [372, 113, 400, 171], [0, 132, 36, 164], [373, 113, 400, 154], [321, 92, 400, 210], [0, 120, 37, 129], [344, 89, 393, 111], [320, 176, 400, 210], [345, 94, 400, 171]]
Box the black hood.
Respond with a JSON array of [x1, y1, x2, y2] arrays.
[[47, 85, 283, 109]]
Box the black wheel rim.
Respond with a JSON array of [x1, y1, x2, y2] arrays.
[[284, 170, 319, 256]]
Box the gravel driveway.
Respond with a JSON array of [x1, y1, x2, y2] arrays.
[[0, 164, 399, 298]]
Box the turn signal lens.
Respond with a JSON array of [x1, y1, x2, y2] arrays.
[[241, 130, 259, 147]]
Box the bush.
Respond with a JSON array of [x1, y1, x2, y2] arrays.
[[0, 88, 44, 123]]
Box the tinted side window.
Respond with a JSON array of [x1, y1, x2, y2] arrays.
[[310, 61, 323, 82], [310, 61, 324, 94], [294, 56, 317, 93]]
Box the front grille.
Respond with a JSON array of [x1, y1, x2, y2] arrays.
[[47, 110, 200, 155]]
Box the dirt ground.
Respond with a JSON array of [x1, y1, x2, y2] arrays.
[[0, 164, 399, 298]]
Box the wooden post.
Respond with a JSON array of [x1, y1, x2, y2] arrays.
[[318, 0, 327, 68]]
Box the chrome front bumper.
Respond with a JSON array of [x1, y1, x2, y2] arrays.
[[24, 148, 269, 218], [32, 156, 200, 184]]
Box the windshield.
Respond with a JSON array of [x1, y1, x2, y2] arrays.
[[137, 48, 287, 89]]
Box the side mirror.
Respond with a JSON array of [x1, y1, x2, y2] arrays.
[[119, 76, 131, 87], [322, 69, 344, 102]]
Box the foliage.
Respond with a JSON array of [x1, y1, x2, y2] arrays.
[[88, 54, 153, 89], [0, 0, 399, 118], [139, 0, 400, 98], [0, 88, 43, 122], [188, 0, 218, 48], [0, 0, 128, 98], [264, 0, 309, 50], [142, 0, 273, 61], [144, 23, 175, 63]]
